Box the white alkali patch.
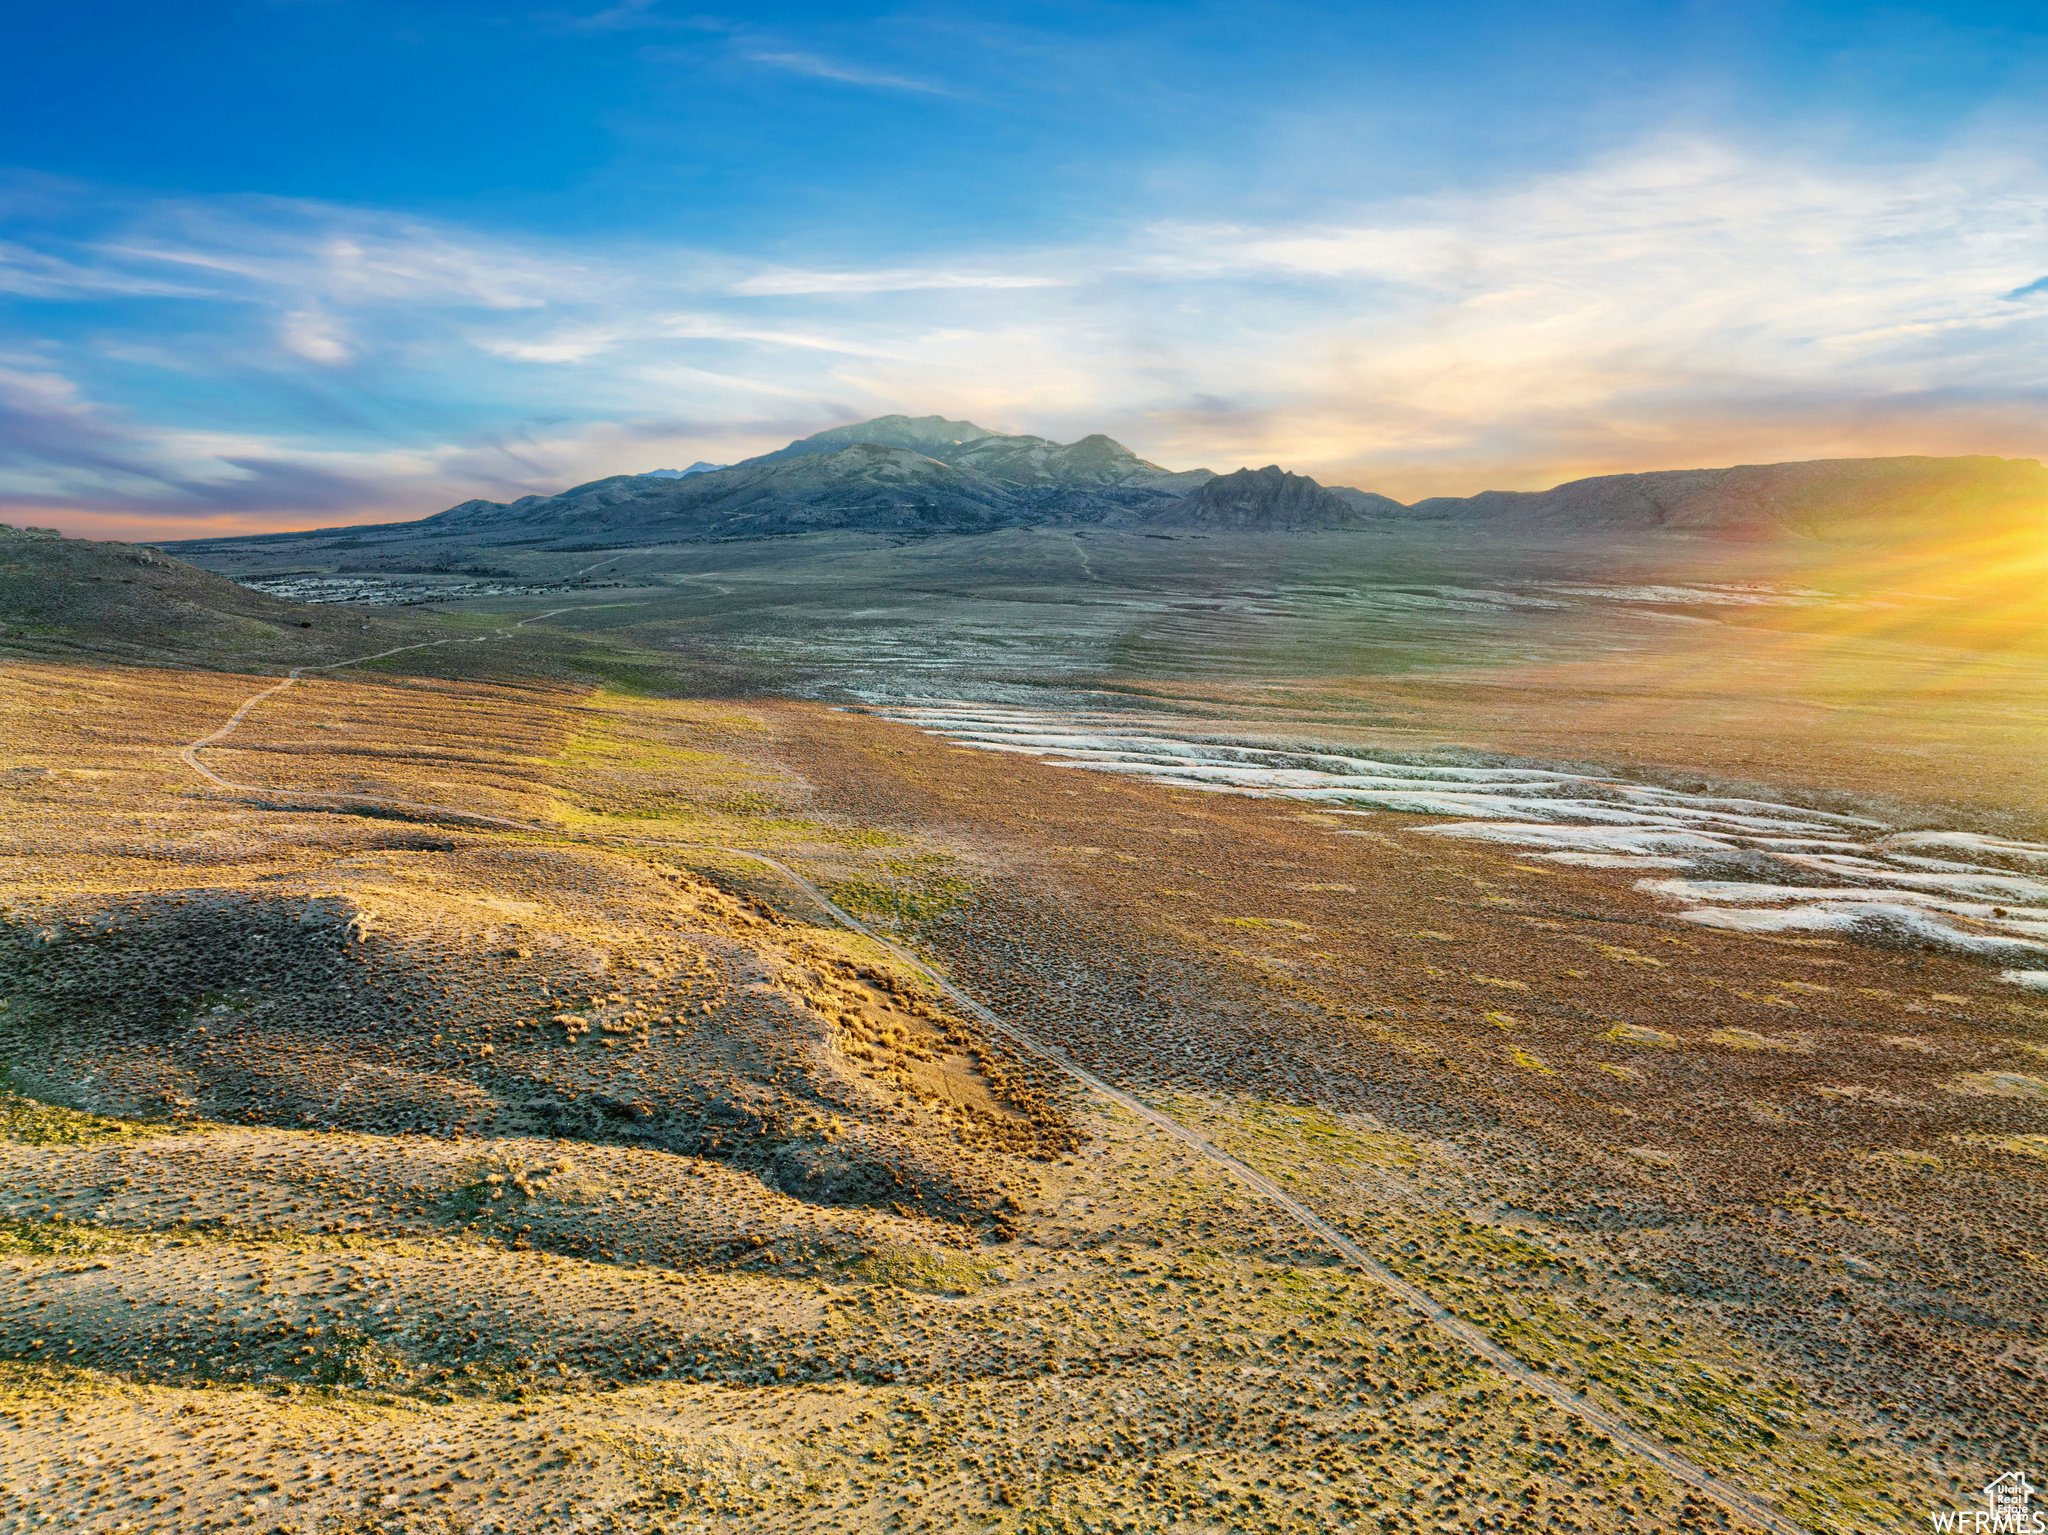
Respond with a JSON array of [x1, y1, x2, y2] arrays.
[[872, 699, 2048, 971]]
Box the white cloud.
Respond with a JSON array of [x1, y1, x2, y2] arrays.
[[278, 308, 352, 365]]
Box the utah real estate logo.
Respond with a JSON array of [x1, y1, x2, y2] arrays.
[[1931, 1472, 2044, 1533]]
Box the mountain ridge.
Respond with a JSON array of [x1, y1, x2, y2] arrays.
[[223, 417, 1233, 552], [155, 414, 2046, 560], [737, 414, 998, 466]]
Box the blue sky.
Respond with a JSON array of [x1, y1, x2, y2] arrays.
[[4, 0, 2047, 538]]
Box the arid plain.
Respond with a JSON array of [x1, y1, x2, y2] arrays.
[[0, 519, 2043, 1535]]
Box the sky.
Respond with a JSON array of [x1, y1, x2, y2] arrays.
[[4, 0, 2047, 540]]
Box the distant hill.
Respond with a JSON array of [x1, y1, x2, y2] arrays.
[[1327, 485, 1413, 517], [1148, 466, 1405, 530], [0, 523, 394, 665], [643, 462, 727, 479], [1404, 455, 2048, 543]]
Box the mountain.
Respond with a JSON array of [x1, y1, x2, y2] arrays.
[[738, 415, 998, 466], [196, 416, 1227, 555], [643, 462, 727, 478], [1403, 455, 2048, 543], [944, 431, 1214, 496], [733, 416, 1212, 504], [1146, 466, 1402, 530], [428, 442, 1034, 542]]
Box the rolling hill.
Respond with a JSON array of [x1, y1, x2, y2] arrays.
[[1405, 454, 2048, 543], [0, 522, 404, 665]]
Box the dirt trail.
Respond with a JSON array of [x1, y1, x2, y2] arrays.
[[171, 628, 1814, 1535]]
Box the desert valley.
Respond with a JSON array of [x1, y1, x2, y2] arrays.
[[0, 413, 2041, 1534]]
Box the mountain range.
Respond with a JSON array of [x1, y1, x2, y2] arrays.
[[160, 414, 2046, 560]]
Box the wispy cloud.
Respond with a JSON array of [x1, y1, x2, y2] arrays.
[[628, 16, 957, 97], [562, 0, 677, 32], [0, 361, 384, 524], [735, 48, 953, 96], [476, 311, 905, 363], [0, 240, 205, 300], [729, 268, 1064, 297], [99, 200, 594, 309]]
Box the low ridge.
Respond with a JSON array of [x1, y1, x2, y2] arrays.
[[1405, 454, 2048, 543], [1147, 465, 1401, 530]]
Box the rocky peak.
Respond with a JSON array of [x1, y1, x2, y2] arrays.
[[737, 415, 997, 467]]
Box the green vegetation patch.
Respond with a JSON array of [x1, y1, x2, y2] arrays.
[[566, 656, 699, 698], [830, 858, 976, 924], [0, 1215, 149, 1259], [0, 1080, 185, 1147], [1358, 1211, 1941, 1531], [1178, 1094, 1428, 1173], [843, 1244, 1009, 1295], [552, 698, 899, 853]]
